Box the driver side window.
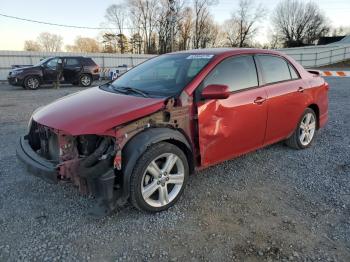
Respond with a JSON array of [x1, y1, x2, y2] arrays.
[[203, 55, 258, 92], [46, 58, 59, 68]]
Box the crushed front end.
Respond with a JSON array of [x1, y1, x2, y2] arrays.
[[16, 120, 118, 216]]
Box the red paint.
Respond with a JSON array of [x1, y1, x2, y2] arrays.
[[197, 87, 268, 166], [33, 87, 166, 135], [32, 48, 329, 170], [201, 84, 230, 99]]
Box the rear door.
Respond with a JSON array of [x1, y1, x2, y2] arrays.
[[63, 57, 82, 82], [255, 55, 308, 145], [196, 55, 268, 167]]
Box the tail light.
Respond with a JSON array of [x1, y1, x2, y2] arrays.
[[93, 67, 100, 74]]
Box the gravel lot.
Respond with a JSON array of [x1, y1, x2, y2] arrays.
[[0, 78, 349, 261]]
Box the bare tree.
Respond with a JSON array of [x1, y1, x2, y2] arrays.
[[272, 0, 329, 47], [105, 3, 129, 53], [178, 7, 193, 50], [192, 0, 212, 49], [224, 0, 266, 47], [128, 0, 159, 54], [66, 37, 101, 53], [24, 40, 41, 51], [37, 32, 63, 52], [156, 0, 185, 54]]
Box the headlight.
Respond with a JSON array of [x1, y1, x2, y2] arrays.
[[27, 114, 33, 132], [12, 70, 23, 75], [27, 106, 43, 132]]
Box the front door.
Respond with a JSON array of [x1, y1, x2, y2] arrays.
[[196, 55, 268, 167], [43, 58, 59, 83]]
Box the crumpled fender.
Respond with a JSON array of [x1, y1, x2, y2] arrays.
[[118, 127, 192, 203]]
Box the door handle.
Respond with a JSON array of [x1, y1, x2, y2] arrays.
[[297, 87, 305, 93], [254, 97, 266, 105]]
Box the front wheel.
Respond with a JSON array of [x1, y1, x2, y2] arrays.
[[286, 108, 317, 149], [130, 142, 189, 212], [24, 76, 40, 90]]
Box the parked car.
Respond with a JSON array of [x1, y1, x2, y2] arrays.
[[16, 48, 329, 216], [8, 56, 100, 89]]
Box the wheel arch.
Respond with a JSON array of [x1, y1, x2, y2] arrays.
[[119, 127, 194, 202]]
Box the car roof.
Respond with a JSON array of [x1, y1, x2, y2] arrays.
[[172, 48, 284, 56]]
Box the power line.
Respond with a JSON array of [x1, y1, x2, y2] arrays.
[[0, 13, 137, 30]]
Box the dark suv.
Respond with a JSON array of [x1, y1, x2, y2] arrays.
[[8, 56, 100, 89]]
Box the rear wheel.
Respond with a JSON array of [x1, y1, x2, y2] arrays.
[[79, 74, 92, 87], [130, 142, 189, 212], [286, 108, 317, 149], [24, 76, 40, 90]]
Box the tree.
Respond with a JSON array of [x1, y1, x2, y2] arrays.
[[66, 37, 100, 53], [192, 0, 211, 49], [24, 40, 41, 51], [117, 33, 129, 53], [102, 33, 119, 53], [130, 33, 143, 54], [37, 32, 63, 52], [128, 0, 159, 54], [272, 0, 329, 47], [155, 0, 185, 54], [224, 0, 266, 47], [105, 3, 129, 53], [178, 7, 193, 50]]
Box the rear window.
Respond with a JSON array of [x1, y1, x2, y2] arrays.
[[257, 55, 291, 84], [288, 63, 300, 79], [65, 58, 80, 66], [82, 58, 97, 66]]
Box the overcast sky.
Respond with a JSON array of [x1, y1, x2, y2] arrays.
[[0, 0, 350, 51]]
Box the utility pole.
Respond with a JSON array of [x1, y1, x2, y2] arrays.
[[169, 0, 175, 52]]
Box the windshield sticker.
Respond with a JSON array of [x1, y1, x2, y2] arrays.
[[186, 54, 214, 60]]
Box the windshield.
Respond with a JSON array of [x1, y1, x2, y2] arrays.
[[34, 57, 53, 66], [102, 53, 214, 97]]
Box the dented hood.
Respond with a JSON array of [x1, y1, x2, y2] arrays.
[[33, 87, 166, 135]]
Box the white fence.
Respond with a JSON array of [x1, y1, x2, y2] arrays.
[[277, 44, 350, 68], [1, 44, 350, 81], [0, 50, 155, 81]]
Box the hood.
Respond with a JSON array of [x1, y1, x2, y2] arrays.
[[12, 66, 40, 72], [33, 87, 166, 135]]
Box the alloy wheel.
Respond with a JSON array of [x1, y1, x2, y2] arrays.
[[299, 113, 316, 146], [81, 75, 91, 86], [27, 77, 39, 89], [141, 153, 185, 207]]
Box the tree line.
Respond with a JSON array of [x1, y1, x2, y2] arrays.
[[24, 0, 349, 54]]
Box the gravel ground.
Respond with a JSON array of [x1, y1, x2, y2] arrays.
[[0, 78, 349, 261]]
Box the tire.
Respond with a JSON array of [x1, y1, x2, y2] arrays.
[[285, 108, 317, 149], [130, 142, 189, 212], [79, 74, 92, 87], [24, 76, 40, 90]]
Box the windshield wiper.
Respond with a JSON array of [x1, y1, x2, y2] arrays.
[[112, 86, 149, 98]]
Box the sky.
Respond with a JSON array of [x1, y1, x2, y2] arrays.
[[0, 0, 350, 51]]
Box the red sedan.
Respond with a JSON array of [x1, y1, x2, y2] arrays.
[[17, 48, 329, 216]]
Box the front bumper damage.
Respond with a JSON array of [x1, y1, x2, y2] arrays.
[[16, 131, 119, 217], [16, 98, 194, 217]]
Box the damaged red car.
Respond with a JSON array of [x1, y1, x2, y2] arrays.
[[17, 48, 329, 216]]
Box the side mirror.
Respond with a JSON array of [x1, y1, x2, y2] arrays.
[[201, 84, 230, 100]]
